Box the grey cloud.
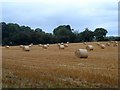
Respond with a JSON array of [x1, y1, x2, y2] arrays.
[[2, 0, 118, 36]]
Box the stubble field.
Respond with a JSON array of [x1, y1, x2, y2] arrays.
[[2, 42, 118, 88]]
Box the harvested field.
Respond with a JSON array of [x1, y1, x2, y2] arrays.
[[2, 42, 118, 88]]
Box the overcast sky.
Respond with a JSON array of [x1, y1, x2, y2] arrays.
[[1, 0, 119, 36]]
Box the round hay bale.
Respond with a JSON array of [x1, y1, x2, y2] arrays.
[[23, 46, 30, 51], [57, 43, 60, 46], [47, 44, 49, 47], [113, 43, 118, 47], [106, 43, 110, 46], [97, 42, 100, 46], [75, 49, 88, 58], [59, 45, 64, 49], [114, 41, 118, 44], [61, 42, 64, 45], [86, 45, 94, 51], [43, 45, 48, 49], [5, 45, 10, 48], [30, 43, 33, 46], [20, 45, 24, 48], [64, 44, 68, 47], [29, 44, 32, 47], [100, 44, 105, 49], [110, 41, 114, 43], [67, 42, 69, 44], [38, 44, 43, 47], [83, 42, 87, 45]]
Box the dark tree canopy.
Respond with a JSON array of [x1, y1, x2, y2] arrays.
[[53, 25, 72, 36], [94, 28, 108, 41], [1, 22, 49, 45], [53, 25, 73, 43], [1, 22, 119, 46], [79, 28, 94, 42]]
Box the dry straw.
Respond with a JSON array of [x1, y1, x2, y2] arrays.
[[97, 42, 100, 46], [100, 44, 105, 49], [23, 46, 30, 51], [64, 44, 68, 47], [75, 49, 88, 58], [86, 45, 94, 51], [20, 45, 24, 48], [83, 42, 87, 45], [5, 45, 10, 48], [59, 45, 64, 49], [106, 43, 110, 46], [43, 45, 48, 49]]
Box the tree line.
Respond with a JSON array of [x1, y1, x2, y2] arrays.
[[1, 22, 119, 46]]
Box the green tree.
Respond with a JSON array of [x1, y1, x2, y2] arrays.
[[94, 28, 108, 41], [53, 25, 73, 42], [42, 33, 53, 44], [71, 30, 81, 42], [35, 28, 45, 33], [2, 22, 21, 45], [79, 28, 94, 42]]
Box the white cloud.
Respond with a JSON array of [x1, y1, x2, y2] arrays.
[[0, 3, 2, 22], [1, 0, 119, 35]]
